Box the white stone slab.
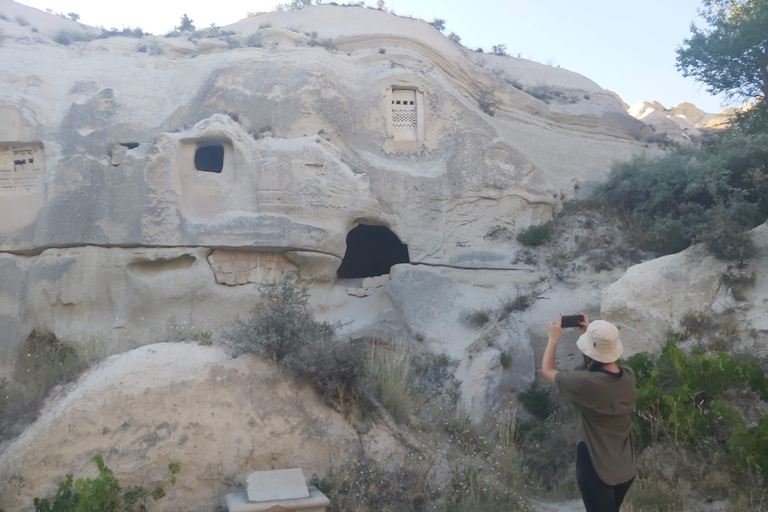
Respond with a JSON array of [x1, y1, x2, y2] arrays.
[[227, 486, 329, 512], [246, 469, 309, 503]]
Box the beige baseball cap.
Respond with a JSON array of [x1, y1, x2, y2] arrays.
[[576, 320, 623, 363]]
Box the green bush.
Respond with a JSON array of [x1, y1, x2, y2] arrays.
[[227, 275, 337, 361], [596, 127, 768, 260], [33, 455, 179, 512], [52, 30, 93, 45], [516, 224, 552, 246], [625, 338, 768, 474], [519, 382, 554, 420]]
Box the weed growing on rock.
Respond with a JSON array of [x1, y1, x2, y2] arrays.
[[483, 225, 513, 241], [460, 309, 492, 329], [308, 37, 335, 50], [15, 16, 29, 26], [477, 90, 498, 116], [516, 223, 552, 246], [32, 455, 180, 512], [246, 34, 263, 47], [500, 352, 513, 369], [498, 292, 534, 320]]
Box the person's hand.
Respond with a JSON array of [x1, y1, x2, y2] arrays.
[[546, 317, 563, 343], [577, 313, 589, 334]]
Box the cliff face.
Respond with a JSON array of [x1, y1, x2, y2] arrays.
[[0, 0, 659, 373]]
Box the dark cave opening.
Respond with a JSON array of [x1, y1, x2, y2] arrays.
[[336, 224, 410, 279], [194, 145, 224, 173]]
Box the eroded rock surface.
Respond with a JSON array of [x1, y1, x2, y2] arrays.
[[601, 224, 768, 355], [0, 343, 372, 512]]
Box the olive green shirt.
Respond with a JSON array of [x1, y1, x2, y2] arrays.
[[555, 366, 637, 485]]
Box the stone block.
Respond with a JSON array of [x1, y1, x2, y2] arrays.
[[361, 277, 374, 288], [246, 468, 308, 502], [226, 486, 329, 512]]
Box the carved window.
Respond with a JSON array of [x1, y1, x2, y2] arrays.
[[391, 89, 417, 141]]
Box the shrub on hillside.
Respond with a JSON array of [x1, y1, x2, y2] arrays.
[[516, 223, 552, 246], [52, 30, 93, 45], [33, 455, 180, 512], [596, 128, 767, 260], [625, 338, 768, 459], [227, 275, 337, 361], [285, 337, 369, 410]]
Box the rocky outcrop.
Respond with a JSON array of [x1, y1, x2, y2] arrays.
[[0, 0, 661, 376], [627, 100, 738, 143], [0, 343, 382, 512], [601, 224, 768, 355]]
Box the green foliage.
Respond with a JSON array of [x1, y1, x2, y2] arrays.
[[516, 223, 552, 246], [428, 18, 446, 31], [447, 31, 461, 44], [33, 455, 179, 512], [491, 44, 507, 56], [246, 34, 263, 47], [52, 31, 93, 45], [518, 382, 554, 420], [596, 130, 768, 260], [276, 0, 315, 12], [676, 0, 768, 100], [499, 352, 512, 370], [460, 309, 492, 329], [227, 275, 337, 361], [625, 338, 768, 482], [97, 27, 145, 39], [308, 37, 335, 50], [176, 13, 195, 32]]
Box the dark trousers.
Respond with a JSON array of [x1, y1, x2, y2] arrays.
[[576, 442, 634, 512]]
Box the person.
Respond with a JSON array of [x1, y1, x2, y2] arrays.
[[540, 314, 636, 512]]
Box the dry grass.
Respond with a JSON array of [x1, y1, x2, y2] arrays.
[[367, 345, 415, 423]]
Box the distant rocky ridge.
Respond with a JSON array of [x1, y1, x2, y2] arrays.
[[627, 99, 739, 142]]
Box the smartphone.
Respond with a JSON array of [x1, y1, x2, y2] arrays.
[[561, 314, 585, 328]]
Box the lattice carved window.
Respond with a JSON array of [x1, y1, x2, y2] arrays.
[[391, 89, 417, 141]]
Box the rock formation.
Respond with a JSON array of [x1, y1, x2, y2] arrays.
[[602, 223, 768, 355], [0, 0, 659, 379], [0, 343, 387, 512]]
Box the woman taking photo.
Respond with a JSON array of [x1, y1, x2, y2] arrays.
[[541, 315, 636, 512]]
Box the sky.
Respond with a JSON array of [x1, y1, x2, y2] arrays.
[[15, 0, 730, 113]]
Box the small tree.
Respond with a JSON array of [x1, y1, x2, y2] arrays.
[[176, 13, 195, 32], [492, 44, 507, 56], [429, 18, 446, 31], [676, 0, 768, 100], [447, 31, 461, 45], [67, 12, 80, 21], [376, 0, 386, 10]]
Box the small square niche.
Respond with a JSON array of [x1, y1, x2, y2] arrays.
[[194, 144, 224, 173]]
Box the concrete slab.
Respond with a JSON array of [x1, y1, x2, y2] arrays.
[[246, 468, 309, 502], [227, 486, 330, 512]]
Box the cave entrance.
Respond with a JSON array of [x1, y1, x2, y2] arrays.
[[194, 144, 224, 173], [337, 224, 409, 279]]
